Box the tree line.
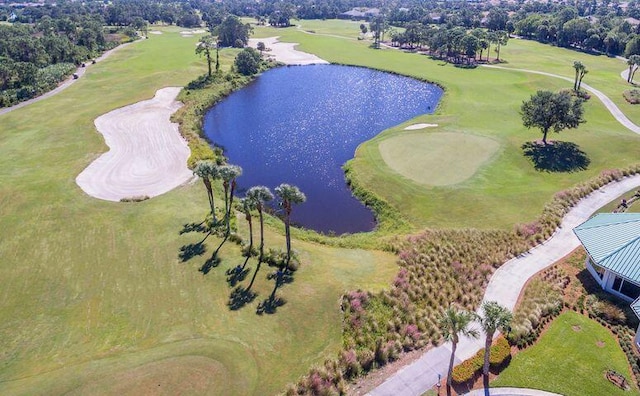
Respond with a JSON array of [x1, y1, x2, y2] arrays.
[[0, 14, 129, 107]]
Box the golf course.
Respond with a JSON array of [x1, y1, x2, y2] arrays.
[[1, 19, 639, 395]]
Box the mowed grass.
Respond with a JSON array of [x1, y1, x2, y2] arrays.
[[254, 21, 640, 229], [0, 27, 397, 395], [378, 131, 501, 186], [492, 311, 636, 396]]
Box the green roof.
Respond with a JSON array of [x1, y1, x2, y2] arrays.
[[573, 213, 640, 283]]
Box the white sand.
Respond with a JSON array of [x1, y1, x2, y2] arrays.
[[181, 34, 193, 38], [76, 87, 193, 201], [248, 37, 328, 65], [404, 123, 438, 130], [149, 30, 162, 35]]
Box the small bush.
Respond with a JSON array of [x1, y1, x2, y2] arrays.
[[452, 350, 483, 384], [623, 89, 640, 104], [489, 336, 511, 368]]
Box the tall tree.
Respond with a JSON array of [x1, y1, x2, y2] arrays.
[[477, 301, 512, 392], [218, 164, 243, 236], [216, 15, 252, 47], [193, 160, 219, 222], [573, 60, 588, 91], [627, 54, 640, 83], [246, 186, 274, 262], [274, 183, 306, 269], [521, 90, 585, 145], [246, 186, 273, 290], [239, 197, 257, 258], [195, 35, 216, 77], [438, 306, 479, 396]]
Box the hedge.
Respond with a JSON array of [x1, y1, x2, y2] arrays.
[[452, 336, 511, 384]]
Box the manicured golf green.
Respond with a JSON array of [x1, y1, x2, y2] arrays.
[[0, 27, 397, 395], [378, 131, 501, 186], [492, 311, 636, 396], [254, 20, 640, 229]]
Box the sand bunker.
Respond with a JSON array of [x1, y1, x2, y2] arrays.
[[404, 123, 438, 130], [76, 87, 192, 201], [248, 37, 328, 65], [149, 31, 162, 35]]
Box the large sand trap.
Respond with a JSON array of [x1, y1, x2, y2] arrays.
[[149, 30, 162, 35], [76, 87, 192, 201], [248, 37, 328, 65]]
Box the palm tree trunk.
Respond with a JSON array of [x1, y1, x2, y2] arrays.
[[227, 180, 236, 236], [203, 178, 215, 222], [284, 211, 291, 269], [447, 341, 457, 396], [258, 208, 265, 261], [483, 332, 493, 384], [247, 215, 253, 251]]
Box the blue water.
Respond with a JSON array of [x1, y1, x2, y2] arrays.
[[203, 65, 442, 234]]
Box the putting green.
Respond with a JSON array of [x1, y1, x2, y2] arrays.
[[378, 132, 500, 186]]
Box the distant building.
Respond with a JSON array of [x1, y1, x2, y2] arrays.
[[338, 7, 380, 21]]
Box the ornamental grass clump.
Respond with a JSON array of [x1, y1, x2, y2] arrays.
[[507, 274, 564, 348]]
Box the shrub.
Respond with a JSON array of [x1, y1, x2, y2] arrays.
[[452, 350, 483, 384], [623, 89, 640, 104], [489, 336, 511, 368]]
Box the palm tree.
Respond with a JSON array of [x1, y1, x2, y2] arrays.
[[438, 306, 479, 396], [245, 186, 273, 290], [573, 60, 588, 91], [218, 164, 243, 236], [274, 183, 306, 269], [193, 160, 219, 222], [239, 197, 256, 258], [195, 35, 216, 77], [478, 301, 512, 393], [246, 186, 273, 262]]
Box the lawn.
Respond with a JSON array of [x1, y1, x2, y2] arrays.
[[492, 311, 636, 396], [254, 21, 639, 229], [1, 18, 640, 396], [0, 27, 397, 395]]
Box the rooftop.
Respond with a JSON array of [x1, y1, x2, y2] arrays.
[[574, 213, 640, 282]]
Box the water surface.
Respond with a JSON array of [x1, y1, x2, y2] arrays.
[[204, 65, 442, 234]]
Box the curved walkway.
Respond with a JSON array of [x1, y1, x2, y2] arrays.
[[482, 65, 640, 135], [0, 41, 136, 117], [370, 65, 640, 396], [370, 174, 640, 396]]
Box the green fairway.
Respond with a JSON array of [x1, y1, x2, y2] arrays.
[[378, 131, 501, 186], [492, 311, 636, 396], [0, 27, 397, 395], [254, 20, 639, 229], [2, 18, 640, 395]]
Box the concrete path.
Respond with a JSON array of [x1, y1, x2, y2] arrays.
[[464, 388, 562, 396], [482, 65, 640, 135], [0, 41, 136, 117], [370, 174, 640, 396]]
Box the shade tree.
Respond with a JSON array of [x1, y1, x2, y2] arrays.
[[520, 90, 585, 145]]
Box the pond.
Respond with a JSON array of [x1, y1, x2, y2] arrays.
[[204, 65, 442, 234]]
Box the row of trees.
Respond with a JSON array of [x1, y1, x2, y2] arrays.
[[439, 301, 512, 396], [192, 160, 306, 273], [0, 14, 123, 107], [389, 24, 509, 63]]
